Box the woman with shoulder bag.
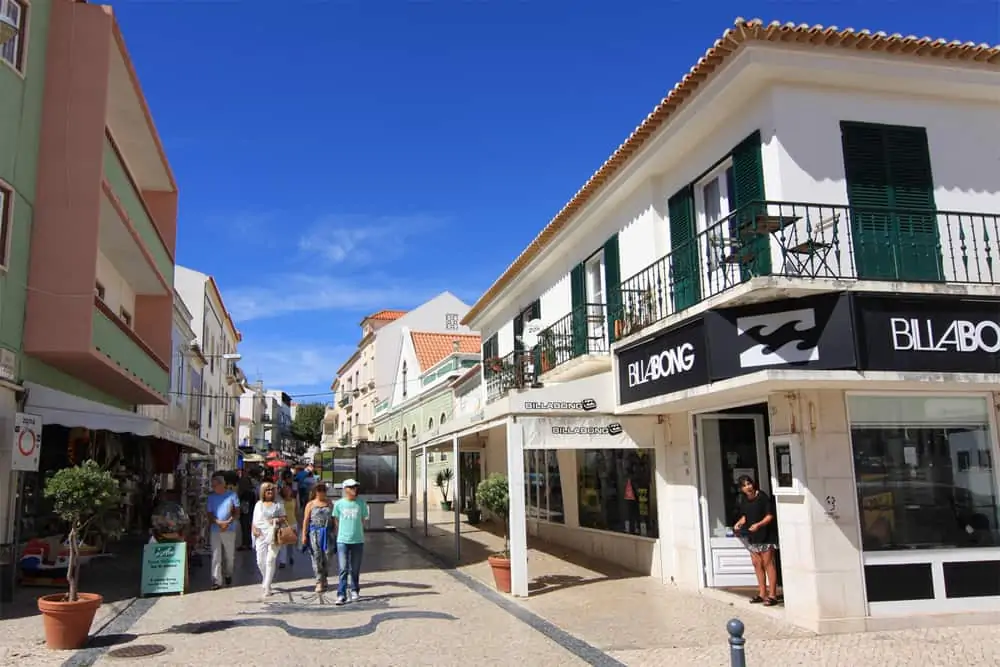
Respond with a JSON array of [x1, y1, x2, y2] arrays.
[[252, 482, 289, 598]]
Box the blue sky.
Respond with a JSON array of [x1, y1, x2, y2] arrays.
[[113, 0, 998, 401]]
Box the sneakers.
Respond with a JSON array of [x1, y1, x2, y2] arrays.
[[334, 595, 346, 606], [261, 588, 273, 599], [349, 590, 360, 603], [211, 583, 221, 591]]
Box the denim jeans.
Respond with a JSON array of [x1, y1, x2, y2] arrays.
[[336, 542, 364, 598]]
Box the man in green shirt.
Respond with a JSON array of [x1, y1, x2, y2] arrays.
[[333, 479, 369, 605]]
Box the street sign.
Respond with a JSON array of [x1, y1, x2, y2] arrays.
[[12, 412, 42, 472]]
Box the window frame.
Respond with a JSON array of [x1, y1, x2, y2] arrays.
[[0, 179, 12, 270], [94, 281, 106, 301], [119, 306, 133, 328], [0, 0, 28, 75]]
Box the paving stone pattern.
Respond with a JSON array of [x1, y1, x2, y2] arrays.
[[6, 530, 1000, 665]]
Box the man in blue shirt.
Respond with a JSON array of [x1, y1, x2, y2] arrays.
[[206, 475, 240, 590]]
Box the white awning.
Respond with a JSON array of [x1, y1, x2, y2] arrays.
[[23, 382, 210, 455]]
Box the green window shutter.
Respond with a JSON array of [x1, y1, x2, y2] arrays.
[[602, 234, 621, 342], [731, 131, 770, 277], [668, 187, 700, 311], [482, 334, 498, 362], [841, 121, 941, 281], [570, 263, 587, 357], [513, 312, 524, 352]]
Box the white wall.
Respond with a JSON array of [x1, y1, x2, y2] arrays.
[[174, 266, 206, 347], [390, 330, 422, 408], [374, 292, 472, 402], [96, 250, 137, 323]]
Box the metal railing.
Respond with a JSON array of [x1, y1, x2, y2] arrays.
[[533, 302, 610, 376], [484, 350, 533, 404], [338, 393, 352, 408], [614, 200, 1000, 342]]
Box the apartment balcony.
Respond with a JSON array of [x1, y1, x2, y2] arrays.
[[614, 201, 1000, 345], [533, 303, 611, 382], [375, 399, 389, 416], [24, 2, 178, 406], [339, 393, 353, 411], [484, 350, 534, 404], [350, 422, 369, 442]]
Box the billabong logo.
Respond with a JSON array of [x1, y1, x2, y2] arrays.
[[524, 398, 598, 411], [551, 422, 624, 436], [737, 308, 819, 369]]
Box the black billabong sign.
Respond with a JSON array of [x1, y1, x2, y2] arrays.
[[616, 318, 709, 405], [704, 293, 857, 380], [855, 295, 1000, 374]]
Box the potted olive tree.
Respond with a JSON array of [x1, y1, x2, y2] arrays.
[[476, 473, 511, 593], [435, 468, 453, 511], [37, 460, 122, 650]]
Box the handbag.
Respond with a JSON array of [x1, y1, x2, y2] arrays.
[[276, 524, 297, 546]]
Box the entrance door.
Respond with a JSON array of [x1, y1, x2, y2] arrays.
[[696, 413, 768, 588]]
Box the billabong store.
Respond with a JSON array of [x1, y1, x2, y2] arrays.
[[412, 373, 665, 596], [614, 292, 1000, 633]]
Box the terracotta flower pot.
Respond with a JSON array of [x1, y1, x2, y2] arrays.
[[487, 555, 512, 593], [38, 592, 103, 650]]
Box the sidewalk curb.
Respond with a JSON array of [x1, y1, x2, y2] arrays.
[[61, 596, 159, 667], [388, 530, 625, 667]]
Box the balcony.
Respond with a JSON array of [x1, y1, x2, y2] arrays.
[[614, 201, 1000, 343], [533, 303, 611, 381], [338, 434, 350, 447], [375, 399, 389, 416], [89, 300, 169, 402], [484, 350, 534, 404], [338, 393, 352, 408], [351, 422, 369, 442]]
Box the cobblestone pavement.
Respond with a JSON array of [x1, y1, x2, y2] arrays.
[[8, 530, 1000, 666]]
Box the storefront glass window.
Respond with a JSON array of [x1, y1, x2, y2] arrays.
[[849, 395, 1000, 551], [577, 449, 658, 538], [523, 450, 564, 523]]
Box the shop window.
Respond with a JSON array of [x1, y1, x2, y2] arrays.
[[523, 450, 564, 523], [849, 395, 1000, 552], [577, 449, 657, 538]]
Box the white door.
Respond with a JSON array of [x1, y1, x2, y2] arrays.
[[584, 252, 607, 353], [696, 413, 769, 588], [694, 166, 737, 293]]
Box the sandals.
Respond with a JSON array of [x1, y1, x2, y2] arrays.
[[749, 595, 764, 604], [749, 595, 782, 606], [763, 597, 780, 606]]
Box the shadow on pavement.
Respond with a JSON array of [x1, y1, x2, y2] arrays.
[[162, 610, 457, 640]]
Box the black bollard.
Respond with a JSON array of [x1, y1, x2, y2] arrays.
[[727, 618, 747, 667]]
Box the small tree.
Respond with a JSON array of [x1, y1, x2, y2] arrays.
[[476, 473, 510, 557], [435, 468, 453, 504], [291, 403, 326, 448], [43, 460, 122, 601]]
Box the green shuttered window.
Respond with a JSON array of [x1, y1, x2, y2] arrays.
[[840, 121, 942, 281], [603, 234, 621, 342], [668, 186, 700, 311], [570, 263, 587, 357], [730, 131, 769, 278]]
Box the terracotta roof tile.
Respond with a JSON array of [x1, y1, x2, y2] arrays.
[[365, 309, 407, 322], [410, 332, 481, 371], [461, 18, 1000, 326]]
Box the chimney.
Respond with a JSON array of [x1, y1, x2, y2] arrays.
[[453, 340, 459, 353]]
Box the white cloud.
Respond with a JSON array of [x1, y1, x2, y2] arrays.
[[297, 214, 445, 266], [238, 342, 356, 393], [225, 273, 445, 322]]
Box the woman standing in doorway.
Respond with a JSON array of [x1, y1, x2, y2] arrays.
[[733, 475, 780, 606]]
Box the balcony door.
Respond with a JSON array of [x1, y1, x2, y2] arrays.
[[584, 251, 607, 354], [695, 164, 737, 294]]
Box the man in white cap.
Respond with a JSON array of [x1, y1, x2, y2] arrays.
[[332, 478, 369, 605]]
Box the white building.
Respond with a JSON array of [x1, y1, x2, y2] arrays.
[[136, 290, 212, 455], [174, 266, 243, 468], [419, 19, 1000, 634], [263, 389, 293, 453], [239, 381, 266, 453]]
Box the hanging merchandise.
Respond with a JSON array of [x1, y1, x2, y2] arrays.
[[624, 478, 636, 501]]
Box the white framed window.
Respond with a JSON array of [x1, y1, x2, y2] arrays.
[[695, 160, 736, 277], [1, 0, 27, 74], [0, 180, 11, 269], [584, 250, 607, 349]]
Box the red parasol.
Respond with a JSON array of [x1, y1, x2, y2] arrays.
[[265, 459, 288, 469]]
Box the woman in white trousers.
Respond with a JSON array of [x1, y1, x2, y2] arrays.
[[251, 482, 286, 598]]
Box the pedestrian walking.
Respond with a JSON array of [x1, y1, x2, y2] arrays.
[[237, 471, 256, 551], [278, 484, 299, 569], [252, 482, 287, 598], [333, 478, 369, 605], [206, 475, 240, 590], [301, 483, 335, 593]]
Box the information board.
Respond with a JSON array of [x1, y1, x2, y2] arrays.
[[357, 441, 399, 503], [140, 542, 187, 597]]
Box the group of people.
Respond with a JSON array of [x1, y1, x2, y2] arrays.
[[206, 463, 369, 604]]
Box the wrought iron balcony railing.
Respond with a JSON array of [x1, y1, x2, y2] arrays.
[[533, 302, 609, 376], [484, 350, 533, 404], [613, 200, 1000, 342]]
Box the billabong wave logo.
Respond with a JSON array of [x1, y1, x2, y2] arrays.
[[736, 308, 820, 369], [606, 422, 623, 436]]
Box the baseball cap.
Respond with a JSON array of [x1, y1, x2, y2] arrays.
[[342, 478, 359, 488]]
